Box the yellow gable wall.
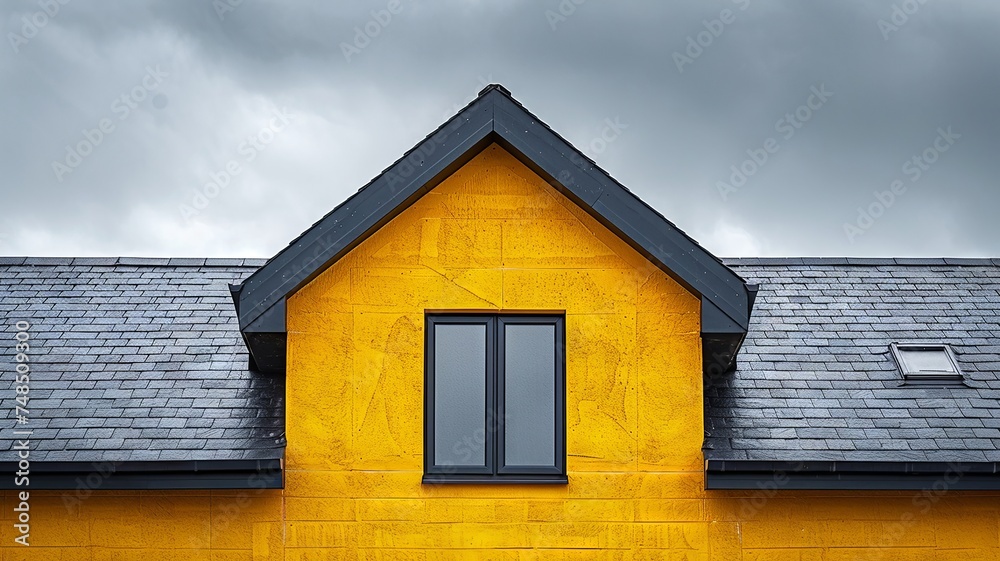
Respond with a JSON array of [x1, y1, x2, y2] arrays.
[[3, 144, 999, 560], [283, 143, 705, 557]]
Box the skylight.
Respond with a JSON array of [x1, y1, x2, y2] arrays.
[[890, 343, 963, 382]]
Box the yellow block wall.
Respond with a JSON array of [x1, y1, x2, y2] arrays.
[[0, 489, 283, 560], [2, 144, 999, 559], [281, 144, 1000, 559]]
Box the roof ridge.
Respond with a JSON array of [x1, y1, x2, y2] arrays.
[[722, 257, 1000, 267], [0, 257, 268, 267]]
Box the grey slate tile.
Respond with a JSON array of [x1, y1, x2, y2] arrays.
[[707, 258, 1000, 464], [24, 257, 74, 265], [0, 260, 282, 464], [118, 257, 171, 266]]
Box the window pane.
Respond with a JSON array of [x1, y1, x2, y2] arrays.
[[434, 323, 487, 466], [504, 323, 556, 466], [899, 349, 955, 373]]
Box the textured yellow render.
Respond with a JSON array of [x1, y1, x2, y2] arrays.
[[4, 144, 1000, 559], [281, 144, 1000, 559]]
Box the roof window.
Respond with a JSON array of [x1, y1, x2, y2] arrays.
[[890, 343, 963, 382]]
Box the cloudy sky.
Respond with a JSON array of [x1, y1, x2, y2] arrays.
[[3, 0, 999, 258]]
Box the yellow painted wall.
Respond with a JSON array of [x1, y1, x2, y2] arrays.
[[3, 144, 999, 560], [281, 144, 1000, 559], [0, 488, 283, 560]]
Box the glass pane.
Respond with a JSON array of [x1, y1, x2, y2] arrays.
[[434, 323, 487, 466], [899, 348, 955, 373], [504, 323, 556, 466]]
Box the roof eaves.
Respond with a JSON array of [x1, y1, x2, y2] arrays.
[[706, 459, 1000, 491], [0, 458, 283, 490], [233, 84, 752, 373]]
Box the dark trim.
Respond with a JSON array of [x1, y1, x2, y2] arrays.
[[422, 475, 569, 485], [496, 316, 566, 477], [424, 313, 567, 483], [233, 84, 753, 375], [424, 315, 495, 476], [0, 459, 283, 490], [705, 459, 1000, 490], [238, 102, 494, 333]]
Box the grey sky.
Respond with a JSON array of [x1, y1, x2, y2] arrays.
[[3, 0, 998, 258]]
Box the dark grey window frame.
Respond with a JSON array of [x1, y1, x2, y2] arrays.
[[890, 342, 964, 384], [424, 314, 566, 484]]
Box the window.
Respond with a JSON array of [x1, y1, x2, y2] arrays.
[[424, 314, 566, 483], [890, 343, 963, 382]]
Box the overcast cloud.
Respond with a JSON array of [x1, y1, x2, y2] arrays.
[[3, 0, 999, 258]]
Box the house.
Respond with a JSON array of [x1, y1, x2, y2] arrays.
[[2, 84, 999, 559]]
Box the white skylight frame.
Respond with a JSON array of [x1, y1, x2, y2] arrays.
[[890, 343, 964, 381]]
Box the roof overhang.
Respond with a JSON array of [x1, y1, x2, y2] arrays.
[[706, 459, 1000, 491], [234, 84, 755, 376], [0, 458, 283, 490]]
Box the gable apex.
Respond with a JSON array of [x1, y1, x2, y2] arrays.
[[233, 85, 755, 374]]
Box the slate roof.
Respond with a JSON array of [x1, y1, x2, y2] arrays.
[[0, 257, 284, 464], [4, 254, 999, 469], [706, 257, 1000, 464]]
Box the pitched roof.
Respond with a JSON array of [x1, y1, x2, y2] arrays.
[[4, 255, 998, 490], [706, 257, 1000, 489], [233, 84, 754, 374], [0, 258, 283, 489]]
